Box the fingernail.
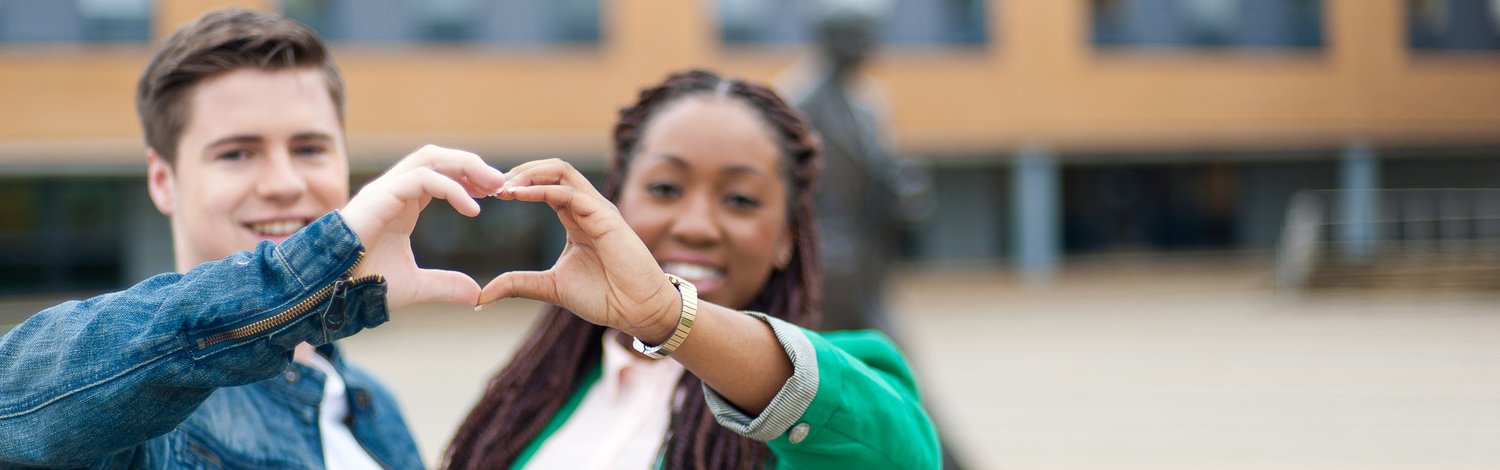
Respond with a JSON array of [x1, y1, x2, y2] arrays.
[[474, 302, 493, 311]]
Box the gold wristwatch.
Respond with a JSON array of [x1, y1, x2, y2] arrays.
[[632, 273, 698, 359]]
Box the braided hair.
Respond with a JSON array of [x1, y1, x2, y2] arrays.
[[444, 70, 823, 470]]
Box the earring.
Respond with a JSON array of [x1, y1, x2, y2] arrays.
[[775, 251, 792, 270]]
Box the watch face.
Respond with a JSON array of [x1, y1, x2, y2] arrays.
[[632, 337, 667, 359]]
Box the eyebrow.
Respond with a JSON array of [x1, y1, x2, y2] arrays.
[[202, 134, 262, 152], [202, 132, 335, 151], [724, 164, 767, 179], [659, 154, 690, 169], [290, 132, 335, 142], [658, 154, 768, 179]]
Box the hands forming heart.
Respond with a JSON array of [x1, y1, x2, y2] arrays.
[[339, 148, 678, 344], [340, 147, 794, 416], [340, 145, 504, 309], [481, 158, 681, 344]]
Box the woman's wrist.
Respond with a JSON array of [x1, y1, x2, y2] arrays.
[[630, 276, 685, 345]]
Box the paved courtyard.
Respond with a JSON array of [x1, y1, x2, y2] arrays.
[[334, 259, 1500, 468], [5, 259, 1498, 469], [331, 258, 1500, 465]]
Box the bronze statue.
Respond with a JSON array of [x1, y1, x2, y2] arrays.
[[794, 4, 906, 333]]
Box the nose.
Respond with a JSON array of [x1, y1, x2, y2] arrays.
[[255, 150, 307, 204], [669, 192, 722, 248]]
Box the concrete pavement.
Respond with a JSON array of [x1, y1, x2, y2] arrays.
[[4, 259, 1495, 468], [341, 260, 1500, 468]]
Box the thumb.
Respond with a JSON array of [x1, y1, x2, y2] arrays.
[[478, 270, 556, 306], [406, 268, 482, 306]]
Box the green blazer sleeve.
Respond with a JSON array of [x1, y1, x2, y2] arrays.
[[701, 312, 941, 469]]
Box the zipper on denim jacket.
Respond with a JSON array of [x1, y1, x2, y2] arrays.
[[195, 251, 381, 349]]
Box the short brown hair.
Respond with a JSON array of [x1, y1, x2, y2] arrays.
[[136, 8, 344, 163]]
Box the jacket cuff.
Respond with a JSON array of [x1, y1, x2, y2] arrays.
[[265, 211, 387, 347], [273, 211, 365, 290], [187, 211, 381, 358], [701, 311, 818, 442]]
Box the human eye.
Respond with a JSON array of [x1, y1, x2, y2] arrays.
[[725, 192, 762, 210], [647, 181, 682, 199], [216, 148, 251, 162], [292, 144, 327, 159]]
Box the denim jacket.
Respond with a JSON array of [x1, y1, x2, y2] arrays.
[[0, 212, 423, 469]]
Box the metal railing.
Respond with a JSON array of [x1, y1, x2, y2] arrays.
[[1276, 188, 1500, 289]]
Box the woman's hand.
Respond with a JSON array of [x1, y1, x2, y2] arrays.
[[340, 145, 504, 310], [484, 158, 796, 414], [477, 158, 682, 343]]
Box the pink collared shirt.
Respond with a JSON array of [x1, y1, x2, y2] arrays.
[[526, 330, 687, 469]]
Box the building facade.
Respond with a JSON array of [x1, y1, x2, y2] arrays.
[[2, 0, 1498, 294]]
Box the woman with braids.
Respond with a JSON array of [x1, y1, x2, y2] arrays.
[[445, 69, 939, 469]]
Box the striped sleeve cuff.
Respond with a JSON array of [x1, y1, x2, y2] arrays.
[[701, 311, 819, 442]]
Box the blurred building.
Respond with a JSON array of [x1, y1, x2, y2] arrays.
[[2, 0, 1499, 295]]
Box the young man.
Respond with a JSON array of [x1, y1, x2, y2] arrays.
[[0, 9, 502, 468]]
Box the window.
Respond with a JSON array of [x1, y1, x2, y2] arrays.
[[0, 0, 151, 43], [0, 178, 130, 296], [1408, 0, 1500, 50], [716, 0, 989, 47], [1091, 0, 1323, 48], [282, 0, 600, 45]]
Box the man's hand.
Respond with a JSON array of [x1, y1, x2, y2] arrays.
[[340, 145, 505, 310]]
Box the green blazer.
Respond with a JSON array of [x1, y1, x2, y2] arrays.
[[510, 313, 941, 469]]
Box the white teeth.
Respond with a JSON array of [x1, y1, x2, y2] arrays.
[[661, 262, 723, 283], [248, 219, 307, 237]]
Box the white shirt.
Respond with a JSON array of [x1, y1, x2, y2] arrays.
[[527, 331, 687, 469], [300, 352, 385, 470]]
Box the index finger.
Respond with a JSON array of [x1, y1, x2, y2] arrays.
[[392, 145, 507, 194], [502, 159, 600, 198]]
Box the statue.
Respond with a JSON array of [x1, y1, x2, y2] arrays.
[[788, 5, 961, 468], [791, 2, 911, 333]]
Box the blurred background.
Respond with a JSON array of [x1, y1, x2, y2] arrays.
[[2, 0, 1499, 468]]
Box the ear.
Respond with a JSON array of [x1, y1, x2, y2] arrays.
[[146, 149, 177, 216], [774, 225, 794, 270]]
